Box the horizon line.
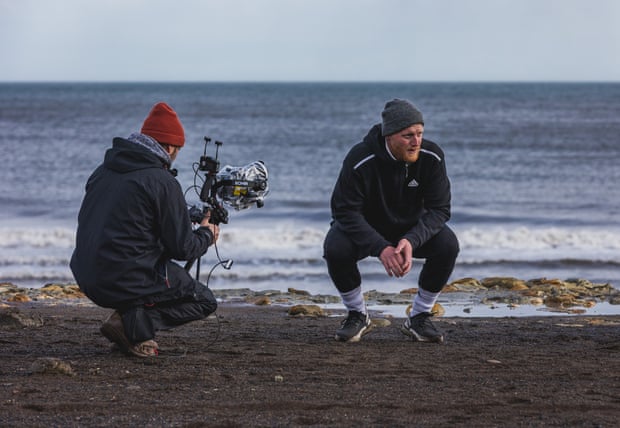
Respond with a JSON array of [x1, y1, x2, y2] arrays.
[[1, 79, 619, 85]]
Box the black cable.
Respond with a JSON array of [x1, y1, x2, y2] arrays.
[[199, 257, 234, 349]]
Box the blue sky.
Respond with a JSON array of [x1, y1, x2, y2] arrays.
[[1, 0, 618, 82]]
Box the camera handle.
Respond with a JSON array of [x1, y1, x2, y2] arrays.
[[183, 137, 233, 280], [184, 253, 200, 277]]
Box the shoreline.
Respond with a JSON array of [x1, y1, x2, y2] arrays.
[[2, 276, 620, 318]]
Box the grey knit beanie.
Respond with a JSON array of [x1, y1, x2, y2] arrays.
[[381, 99, 424, 136]]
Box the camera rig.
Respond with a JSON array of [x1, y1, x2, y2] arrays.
[[184, 137, 269, 277], [187, 137, 269, 225]]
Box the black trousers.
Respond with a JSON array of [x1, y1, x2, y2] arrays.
[[118, 262, 218, 344], [323, 224, 459, 294]]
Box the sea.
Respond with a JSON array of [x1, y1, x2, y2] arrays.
[[1, 82, 619, 315]]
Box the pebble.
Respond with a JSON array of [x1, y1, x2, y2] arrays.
[[30, 358, 75, 376]]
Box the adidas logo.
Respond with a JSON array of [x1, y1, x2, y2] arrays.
[[408, 179, 419, 187]]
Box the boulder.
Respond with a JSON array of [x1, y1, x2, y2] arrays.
[[481, 277, 529, 291], [288, 304, 326, 317]]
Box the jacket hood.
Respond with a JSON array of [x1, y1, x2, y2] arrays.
[[363, 124, 402, 165], [104, 137, 170, 173]]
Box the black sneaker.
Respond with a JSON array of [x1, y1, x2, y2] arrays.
[[335, 310, 372, 342], [401, 312, 444, 343]]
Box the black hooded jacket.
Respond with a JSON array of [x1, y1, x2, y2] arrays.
[[70, 137, 213, 308], [330, 124, 451, 257]]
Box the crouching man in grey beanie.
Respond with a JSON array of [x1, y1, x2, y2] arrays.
[[323, 99, 459, 343]]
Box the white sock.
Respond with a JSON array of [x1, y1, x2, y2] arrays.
[[340, 286, 366, 314], [411, 288, 440, 317]]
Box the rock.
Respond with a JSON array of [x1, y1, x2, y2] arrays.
[[405, 303, 445, 317], [249, 296, 271, 306], [527, 278, 615, 300], [0, 283, 31, 303], [371, 318, 391, 328], [399, 288, 418, 294], [0, 283, 20, 293], [287, 288, 311, 296], [364, 290, 411, 305], [527, 278, 565, 288], [8, 293, 31, 303], [40, 283, 85, 299], [288, 304, 326, 317], [431, 303, 445, 317], [529, 297, 544, 305], [309, 294, 341, 304], [30, 358, 75, 376], [573, 279, 611, 290], [481, 277, 529, 291], [544, 294, 578, 308], [444, 277, 486, 292], [0, 308, 44, 327]]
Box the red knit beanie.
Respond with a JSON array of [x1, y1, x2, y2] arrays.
[[140, 102, 185, 147]]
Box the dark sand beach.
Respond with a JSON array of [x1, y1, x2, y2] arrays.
[[1, 297, 619, 427]]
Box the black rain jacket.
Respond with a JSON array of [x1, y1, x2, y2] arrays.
[[330, 124, 451, 256], [70, 137, 213, 308]]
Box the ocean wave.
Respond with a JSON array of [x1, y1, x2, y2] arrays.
[[455, 226, 620, 251], [2, 223, 620, 260], [455, 258, 620, 268], [452, 226, 620, 266], [0, 271, 75, 285], [220, 224, 328, 250], [0, 255, 70, 267], [0, 227, 75, 248]]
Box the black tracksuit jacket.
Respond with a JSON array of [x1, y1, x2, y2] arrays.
[[330, 124, 452, 257], [70, 138, 213, 308]]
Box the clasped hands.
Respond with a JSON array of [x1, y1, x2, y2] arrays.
[[379, 239, 413, 278]]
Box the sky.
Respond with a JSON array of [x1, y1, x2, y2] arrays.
[[1, 0, 619, 82]]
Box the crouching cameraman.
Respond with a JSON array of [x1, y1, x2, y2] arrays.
[[70, 102, 219, 358]]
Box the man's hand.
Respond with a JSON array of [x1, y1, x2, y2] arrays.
[[394, 239, 412, 274], [379, 239, 413, 278], [200, 210, 220, 243]]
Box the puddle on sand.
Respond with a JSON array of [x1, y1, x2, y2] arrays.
[[319, 301, 620, 318]]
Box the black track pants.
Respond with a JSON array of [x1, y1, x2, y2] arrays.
[[119, 262, 218, 344], [323, 224, 459, 294]]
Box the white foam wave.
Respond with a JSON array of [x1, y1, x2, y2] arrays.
[[0, 227, 75, 248], [2, 223, 620, 289], [221, 224, 328, 250], [454, 226, 620, 264], [457, 226, 620, 251], [3, 223, 618, 262], [218, 223, 620, 261], [0, 254, 70, 267]]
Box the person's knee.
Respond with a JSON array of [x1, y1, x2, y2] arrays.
[[323, 228, 356, 264], [323, 236, 340, 262], [445, 233, 460, 261], [436, 227, 460, 262], [195, 285, 218, 316], [200, 298, 217, 317]]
